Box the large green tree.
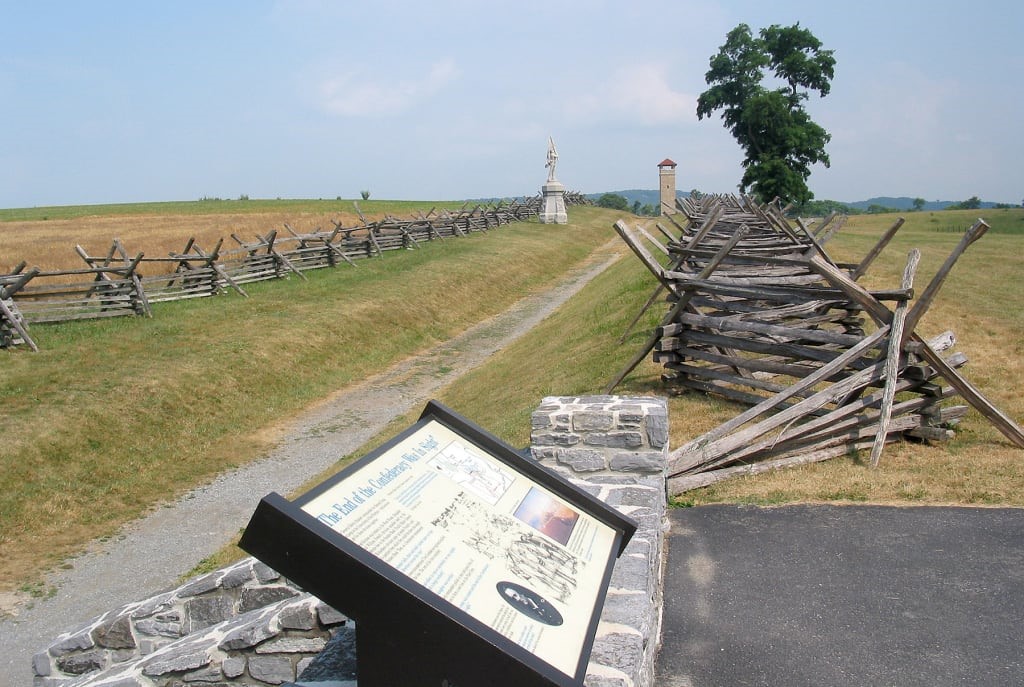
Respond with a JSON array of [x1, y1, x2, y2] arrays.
[[697, 23, 835, 205], [596, 193, 630, 211]]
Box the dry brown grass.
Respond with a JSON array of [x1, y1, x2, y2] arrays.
[[0, 211, 367, 274]]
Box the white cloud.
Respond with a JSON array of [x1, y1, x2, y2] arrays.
[[563, 63, 696, 127], [318, 58, 459, 116], [814, 61, 974, 199], [825, 62, 959, 150]]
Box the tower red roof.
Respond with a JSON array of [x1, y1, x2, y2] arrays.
[[658, 158, 677, 168]]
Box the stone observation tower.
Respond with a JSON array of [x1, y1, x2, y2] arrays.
[[539, 136, 568, 224], [658, 158, 677, 215]]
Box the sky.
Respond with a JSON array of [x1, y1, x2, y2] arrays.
[[1, 1, 1022, 208]]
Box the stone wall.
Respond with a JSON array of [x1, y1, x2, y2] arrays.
[[34, 558, 348, 686], [36, 395, 669, 687], [531, 395, 668, 687], [531, 395, 668, 476]]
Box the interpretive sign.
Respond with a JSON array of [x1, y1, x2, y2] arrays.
[[240, 400, 637, 687]]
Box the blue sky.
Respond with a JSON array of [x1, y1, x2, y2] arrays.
[[2, 0, 1022, 208]]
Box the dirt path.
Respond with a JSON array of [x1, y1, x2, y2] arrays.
[[0, 246, 622, 685]]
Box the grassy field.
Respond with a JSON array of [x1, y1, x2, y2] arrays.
[[0, 203, 622, 593], [0, 198, 475, 274], [2, 201, 1022, 596], [0, 198, 471, 223]]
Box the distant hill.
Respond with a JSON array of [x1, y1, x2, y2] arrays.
[[848, 197, 1007, 211]]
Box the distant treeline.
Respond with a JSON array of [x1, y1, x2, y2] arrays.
[[797, 195, 1020, 216], [586, 190, 1022, 218]]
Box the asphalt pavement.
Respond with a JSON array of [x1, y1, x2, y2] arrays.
[[656, 504, 1024, 686]]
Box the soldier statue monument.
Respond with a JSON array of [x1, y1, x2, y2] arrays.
[[539, 136, 568, 224]]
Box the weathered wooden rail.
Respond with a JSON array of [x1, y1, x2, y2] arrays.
[[1, 257, 151, 327], [77, 238, 242, 304], [1, 194, 591, 349], [1, 264, 39, 350], [609, 193, 1023, 491]]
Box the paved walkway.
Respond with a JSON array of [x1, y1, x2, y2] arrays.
[[0, 250, 621, 687], [657, 504, 1024, 686]]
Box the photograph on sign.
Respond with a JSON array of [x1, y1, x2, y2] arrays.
[[299, 418, 618, 679]]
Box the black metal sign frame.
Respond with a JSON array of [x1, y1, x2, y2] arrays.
[[240, 400, 637, 687]]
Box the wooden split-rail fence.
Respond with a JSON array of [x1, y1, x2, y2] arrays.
[[2, 195, 590, 350], [608, 193, 1024, 493]]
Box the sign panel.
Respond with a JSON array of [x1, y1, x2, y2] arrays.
[[240, 401, 636, 687], [300, 418, 616, 677]]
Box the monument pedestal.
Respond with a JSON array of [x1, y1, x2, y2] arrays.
[[540, 180, 567, 224]]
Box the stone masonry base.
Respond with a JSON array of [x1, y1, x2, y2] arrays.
[[531, 396, 668, 687], [35, 396, 668, 687]]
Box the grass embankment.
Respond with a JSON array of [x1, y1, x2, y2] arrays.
[[283, 208, 1024, 502], [316, 208, 1024, 512], [0, 204, 625, 592], [3, 203, 1022, 593]]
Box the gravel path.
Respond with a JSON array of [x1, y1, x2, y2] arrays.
[[0, 249, 620, 685]]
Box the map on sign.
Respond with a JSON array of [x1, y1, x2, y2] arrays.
[[300, 419, 618, 678]]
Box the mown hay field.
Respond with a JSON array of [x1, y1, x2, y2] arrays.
[[0, 199, 472, 274]]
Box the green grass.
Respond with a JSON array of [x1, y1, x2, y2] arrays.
[[920, 208, 1024, 234], [436, 257, 667, 443], [0, 207, 625, 589], [312, 207, 1024, 514], [4, 204, 1023, 591]]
